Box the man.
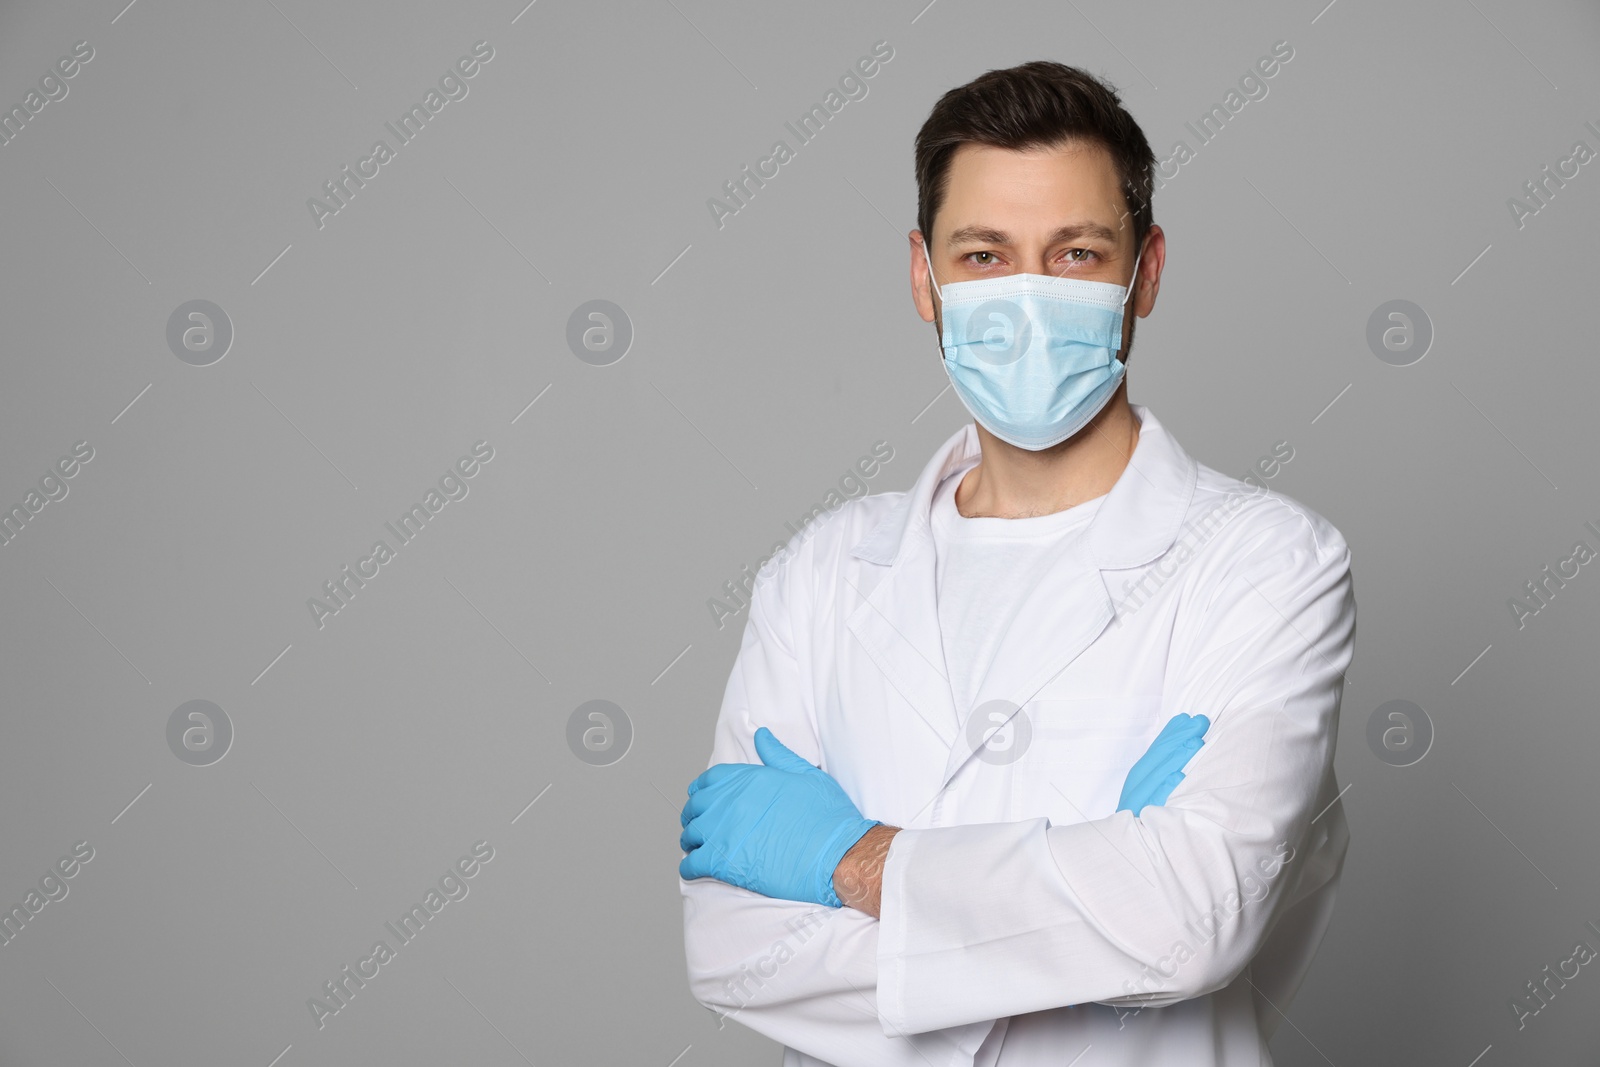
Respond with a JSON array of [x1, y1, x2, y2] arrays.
[[679, 60, 1355, 1067]]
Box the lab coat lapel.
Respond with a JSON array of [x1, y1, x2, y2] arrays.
[[845, 424, 979, 749], [844, 533, 961, 748]]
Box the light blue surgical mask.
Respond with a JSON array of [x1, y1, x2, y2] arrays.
[[923, 238, 1142, 450]]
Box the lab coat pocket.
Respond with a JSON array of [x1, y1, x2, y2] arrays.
[[1010, 694, 1165, 826]]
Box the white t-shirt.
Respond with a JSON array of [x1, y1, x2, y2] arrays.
[[929, 460, 1105, 732]]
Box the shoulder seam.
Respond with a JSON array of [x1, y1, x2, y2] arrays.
[[1195, 481, 1342, 562]]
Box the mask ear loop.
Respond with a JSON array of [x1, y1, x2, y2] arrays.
[[1114, 241, 1146, 365], [920, 237, 942, 303], [1121, 241, 1145, 308]]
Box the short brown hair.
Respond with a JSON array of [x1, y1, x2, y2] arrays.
[[915, 61, 1156, 254]]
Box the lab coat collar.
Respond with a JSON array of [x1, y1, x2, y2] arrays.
[[849, 403, 1199, 572]]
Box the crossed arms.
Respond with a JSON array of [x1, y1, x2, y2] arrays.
[[679, 508, 1354, 1061]]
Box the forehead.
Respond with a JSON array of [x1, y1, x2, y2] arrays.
[[937, 139, 1129, 241]]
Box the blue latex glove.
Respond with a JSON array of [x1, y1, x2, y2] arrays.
[[680, 727, 879, 908], [1117, 713, 1211, 816]]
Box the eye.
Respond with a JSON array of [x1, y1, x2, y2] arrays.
[[1062, 248, 1098, 264], [962, 250, 999, 266]]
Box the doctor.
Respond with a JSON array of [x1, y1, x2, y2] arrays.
[[680, 60, 1355, 1067]]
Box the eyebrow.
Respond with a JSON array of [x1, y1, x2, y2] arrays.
[[945, 222, 1121, 248]]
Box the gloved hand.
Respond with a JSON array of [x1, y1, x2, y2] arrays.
[[1117, 713, 1211, 816], [680, 727, 879, 908]]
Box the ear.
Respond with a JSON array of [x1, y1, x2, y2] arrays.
[[1130, 224, 1165, 318], [912, 230, 940, 325]]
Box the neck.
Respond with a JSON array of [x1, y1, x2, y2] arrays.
[[955, 387, 1140, 519]]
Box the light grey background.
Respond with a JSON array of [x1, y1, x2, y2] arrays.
[[1, 0, 1597, 1063]]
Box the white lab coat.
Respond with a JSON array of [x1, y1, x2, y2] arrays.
[[681, 405, 1355, 1067]]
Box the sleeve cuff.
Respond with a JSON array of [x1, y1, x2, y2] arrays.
[[876, 825, 924, 1036]]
